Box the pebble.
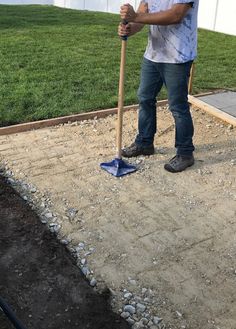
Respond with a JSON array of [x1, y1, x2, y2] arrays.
[[198, 169, 212, 175], [133, 322, 145, 329], [136, 303, 146, 313], [53, 225, 61, 234], [8, 178, 15, 184], [129, 279, 137, 286], [75, 247, 82, 253], [45, 212, 53, 219], [60, 239, 69, 245], [134, 296, 142, 303], [81, 267, 90, 276], [6, 170, 13, 176], [124, 305, 136, 315], [81, 258, 86, 265], [142, 288, 148, 294], [84, 251, 92, 256], [144, 312, 150, 319], [89, 278, 97, 287], [78, 242, 85, 249], [140, 317, 149, 325], [121, 312, 130, 319], [153, 316, 163, 325], [49, 227, 55, 233], [124, 292, 133, 300], [176, 311, 183, 317], [66, 207, 78, 219], [126, 317, 135, 325]]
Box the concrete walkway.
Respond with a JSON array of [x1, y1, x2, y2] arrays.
[[198, 90, 236, 118]]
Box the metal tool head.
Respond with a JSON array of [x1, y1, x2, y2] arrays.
[[100, 158, 136, 177]]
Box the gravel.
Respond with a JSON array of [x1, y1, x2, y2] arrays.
[[0, 142, 181, 329]]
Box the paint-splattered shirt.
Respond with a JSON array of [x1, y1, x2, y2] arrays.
[[143, 0, 199, 63]]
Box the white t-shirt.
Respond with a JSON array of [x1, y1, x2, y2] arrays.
[[143, 0, 199, 63]]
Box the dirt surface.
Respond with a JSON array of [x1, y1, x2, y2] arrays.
[[0, 175, 130, 329], [0, 105, 236, 329]]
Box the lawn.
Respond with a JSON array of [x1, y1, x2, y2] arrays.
[[0, 5, 235, 126]]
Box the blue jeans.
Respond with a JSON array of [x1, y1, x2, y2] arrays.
[[135, 58, 195, 156]]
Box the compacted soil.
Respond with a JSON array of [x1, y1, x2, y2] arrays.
[[0, 105, 236, 329]]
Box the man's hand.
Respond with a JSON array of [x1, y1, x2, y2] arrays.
[[118, 2, 148, 38], [118, 22, 131, 38], [120, 3, 138, 22]]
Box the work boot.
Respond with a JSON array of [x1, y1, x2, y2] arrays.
[[164, 154, 194, 173], [121, 142, 154, 158]]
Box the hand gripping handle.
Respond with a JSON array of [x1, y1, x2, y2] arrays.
[[121, 20, 128, 41]]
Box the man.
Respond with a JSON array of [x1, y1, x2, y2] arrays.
[[119, 0, 199, 173]]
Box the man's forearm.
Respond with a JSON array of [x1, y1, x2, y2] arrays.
[[134, 9, 185, 25], [128, 0, 146, 35], [121, 4, 192, 26]]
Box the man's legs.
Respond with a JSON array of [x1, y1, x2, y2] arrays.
[[122, 58, 163, 157], [160, 61, 195, 172], [136, 58, 163, 146]]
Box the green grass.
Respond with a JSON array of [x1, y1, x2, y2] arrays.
[[0, 5, 236, 126]]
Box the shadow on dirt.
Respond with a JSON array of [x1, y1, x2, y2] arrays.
[[0, 175, 130, 329]]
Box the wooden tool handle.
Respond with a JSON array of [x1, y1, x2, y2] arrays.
[[116, 39, 127, 159], [188, 62, 195, 95]]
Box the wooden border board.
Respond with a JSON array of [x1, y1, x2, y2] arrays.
[[188, 95, 236, 127], [0, 90, 231, 136], [0, 100, 167, 136]]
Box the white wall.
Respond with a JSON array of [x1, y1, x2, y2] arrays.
[[55, 0, 236, 36], [198, 0, 218, 32], [214, 0, 236, 36], [1, 0, 235, 36], [198, 0, 236, 36], [53, 0, 140, 12], [0, 0, 53, 4]]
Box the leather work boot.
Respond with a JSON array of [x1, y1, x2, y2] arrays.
[[164, 154, 194, 173], [121, 142, 155, 158]]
